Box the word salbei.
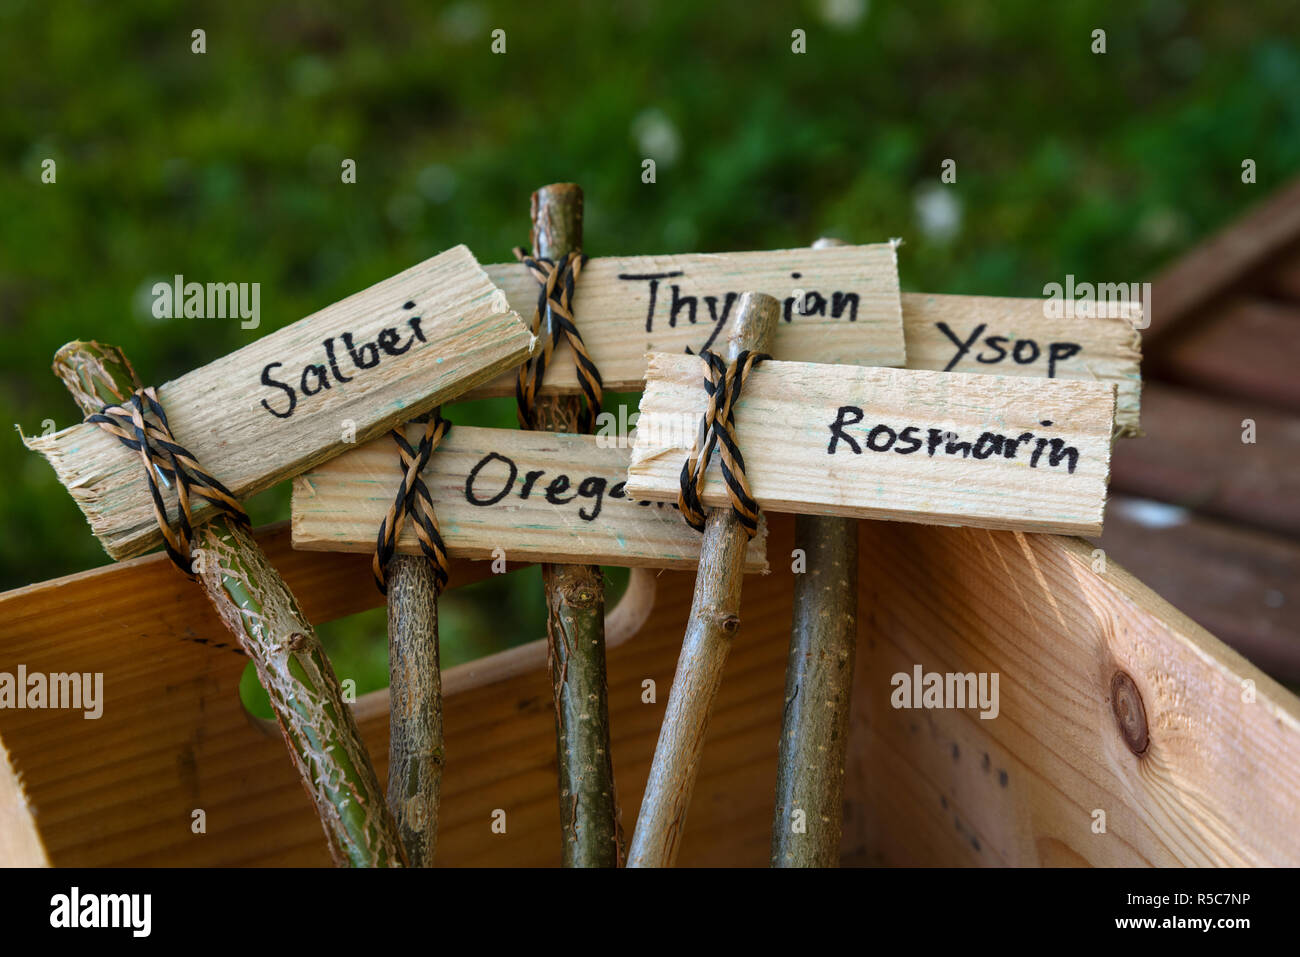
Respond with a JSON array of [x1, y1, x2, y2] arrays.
[[828, 407, 1083, 474], [260, 301, 428, 419]]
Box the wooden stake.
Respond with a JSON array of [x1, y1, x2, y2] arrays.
[[772, 237, 859, 868], [526, 184, 622, 867], [52, 341, 406, 867], [627, 291, 781, 867], [384, 463, 444, 866]]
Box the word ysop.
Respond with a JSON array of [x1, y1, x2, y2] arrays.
[[259, 301, 428, 419]]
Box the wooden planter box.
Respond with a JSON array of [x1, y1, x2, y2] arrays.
[[2, 512, 1296, 866]]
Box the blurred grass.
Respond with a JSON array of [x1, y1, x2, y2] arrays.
[[3, 0, 1299, 694]]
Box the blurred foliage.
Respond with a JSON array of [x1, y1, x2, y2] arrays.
[[3, 0, 1299, 694]]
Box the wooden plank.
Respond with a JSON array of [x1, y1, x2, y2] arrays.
[[843, 520, 1300, 866], [24, 246, 533, 560], [3, 514, 1296, 866], [1158, 296, 1300, 410], [1148, 173, 1300, 340], [0, 744, 47, 866], [1261, 238, 1300, 301], [465, 243, 905, 397], [1109, 382, 1300, 537], [901, 292, 1142, 436], [1097, 496, 1300, 686], [627, 355, 1116, 537], [291, 423, 768, 571]]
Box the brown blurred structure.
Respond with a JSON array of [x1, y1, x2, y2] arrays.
[[1099, 175, 1300, 686]]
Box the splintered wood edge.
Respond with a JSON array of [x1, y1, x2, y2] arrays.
[[25, 246, 535, 560], [627, 353, 1115, 538], [901, 291, 1141, 437]]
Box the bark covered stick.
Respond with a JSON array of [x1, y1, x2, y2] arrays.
[[526, 184, 622, 867], [53, 341, 406, 868], [385, 544, 443, 866], [772, 237, 860, 867], [627, 291, 780, 868]]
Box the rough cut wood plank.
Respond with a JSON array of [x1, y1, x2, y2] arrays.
[[465, 243, 905, 397], [1148, 173, 1300, 340], [901, 292, 1142, 436], [24, 246, 533, 560], [291, 424, 767, 571], [1158, 297, 1300, 410], [1109, 382, 1300, 537], [1097, 496, 1300, 685], [627, 355, 1116, 537], [3, 514, 1296, 866], [842, 520, 1300, 867]]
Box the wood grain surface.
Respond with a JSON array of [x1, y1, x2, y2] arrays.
[[292, 423, 767, 571], [2, 515, 1297, 866], [25, 246, 533, 560], [628, 355, 1117, 537]]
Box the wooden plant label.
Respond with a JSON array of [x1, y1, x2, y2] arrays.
[[291, 424, 768, 572], [27, 246, 534, 560], [626, 355, 1117, 537], [902, 292, 1143, 436], [467, 243, 906, 396]]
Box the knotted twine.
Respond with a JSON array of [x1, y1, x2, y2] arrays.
[[677, 349, 769, 539], [512, 247, 602, 432], [88, 388, 250, 576], [372, 410, 452, 595]]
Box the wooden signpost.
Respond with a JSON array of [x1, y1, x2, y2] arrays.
[[25, 245, 533, 560], [470, 242, 907, 394], [902, 292, 1142, 436], [24, 247, 536, 867], [292, 424, 768, 570], [627, 356, 1116, 537]]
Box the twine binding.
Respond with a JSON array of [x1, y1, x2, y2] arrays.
[[513, 247, 602, 432], [677, 349, 769, 539], [88, 388, 250, 576], [372, 410, 452, 594]]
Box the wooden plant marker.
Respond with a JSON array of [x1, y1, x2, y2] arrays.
[[468, 258, 1142, 436], [627, 291, 782, 868], [901, 293, 1142, 436], [627, 326, 1118, 865], [626, 358, 1117, 537], [43, 342, 408, 867], [468, 241, 907, 395], [25, 245, 533, 560], [517, 184, 620, 868], [24, 249, 531, 867], [291, 424, 769, 571]]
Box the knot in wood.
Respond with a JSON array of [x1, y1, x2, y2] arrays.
[[1110, 670, 1149, 755], [560, 581, 600, 608], [286, 632, 309, 652]]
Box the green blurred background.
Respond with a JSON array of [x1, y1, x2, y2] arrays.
[[4, 0, 1299, 705]]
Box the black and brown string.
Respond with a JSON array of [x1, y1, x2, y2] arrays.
[[677, 349, 768, 539], [88, 388, 249, 576], [372, 409, 452, 594], [512, 247, 602, 432]]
